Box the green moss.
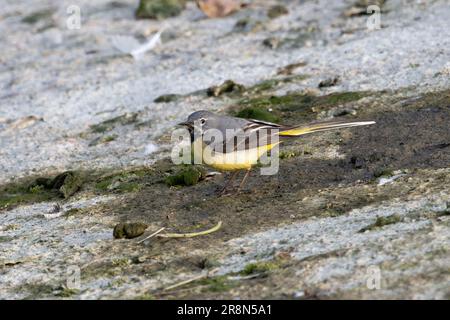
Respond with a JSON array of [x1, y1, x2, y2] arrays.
[[165, 166, 206, 187], [0, 171, 84, 209], [241, 261, 280, 275], [55, 287, 79, 298], [235, 107, 279, 123], [88, 134, 118, 146], [267, 5, 289, 19], [154, 94, 181, 103], [279, 150, 301, 159], [136, 0, 185, 19], [197, 276, 234, 292], [95, 168, 153, 193], [373, 167, 395, 178], [22, 9, 54, 24], [3, 224, 19, 231], [90, 113, 138, 134], [245, 75, 309, 94], [117, 182, 141, 193], [322, 91, 367, 105], [0, 192, 54, 209], [29, 185, 44, 194], [207, 80, 245, 97], [21, 283, 56, 299], [237, 90, 370, 124], [112, 258, 131, 267], [103, 135, 118, 143], [0, 236, 14, 242], [63, 208, 81, 218], [359, 214, 402, 232]]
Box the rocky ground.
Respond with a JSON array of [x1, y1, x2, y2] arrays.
[[0, 0, 449, 299]]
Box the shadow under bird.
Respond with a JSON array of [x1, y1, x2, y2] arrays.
[[179, 110, 375, 194]]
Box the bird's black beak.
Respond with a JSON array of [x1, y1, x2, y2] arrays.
[[178, 121, 194, 134], [178, 121, 192, 128]]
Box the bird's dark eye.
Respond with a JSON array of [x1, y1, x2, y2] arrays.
[[200, 118, 206, 125]]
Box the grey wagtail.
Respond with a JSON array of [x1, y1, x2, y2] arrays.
[[179, 110, 375, 193]]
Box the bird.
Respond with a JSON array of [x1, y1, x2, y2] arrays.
[[178, 110, 375, 194]]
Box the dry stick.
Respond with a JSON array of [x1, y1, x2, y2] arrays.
[[164, 273, 208, 291], [164, 268, 219, 291], [137, 227, 166, 244], [157, 221, 223, 239]]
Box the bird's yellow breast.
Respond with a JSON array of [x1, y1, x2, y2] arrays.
[[201, 143, 280, 171]]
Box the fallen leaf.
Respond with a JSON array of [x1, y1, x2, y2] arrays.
[[196, 0, 242, 18]]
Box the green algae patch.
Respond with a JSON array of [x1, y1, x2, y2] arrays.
[[89, 134, 118, 147], [136, 0, 185, 19], [89, 112, 138, 134], [165, 166, 206, 187], [154, 93, 182, 103], [207, 80, 245, 97], [267, 5, 289, 19], [22, 9, 54, 24], [55, 287, 79, 298], [197, 275, 235, 292], [236, 90, 371, 124], [94, 168, 155, 193], [279, 150, 302, 159], [63, 208, 82, 218], [113, 222, 148, 239], [322, 91, 368, 105], [235, 107, 280, 123], [0, 187, 56, 210], [245, 74, 309, 94], [373, 167, 395, 178], [0, 171, 84, 209], [358, 214, 402, 233], [241, 261, 280, 275], [32, 171, 84, 199]]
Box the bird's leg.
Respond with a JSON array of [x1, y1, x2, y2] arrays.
[[219, 170, 239, 195], [237, 168, 252, 192]]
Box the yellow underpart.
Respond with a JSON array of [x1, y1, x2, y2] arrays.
[[278, 127, 313, 136], [201, 142, 281, 171]]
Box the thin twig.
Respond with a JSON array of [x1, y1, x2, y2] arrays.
[[164, 273, 208, 291], [157, 221, 223, 239], [164, 268, 219, 291], [137, 227, 166, 244]]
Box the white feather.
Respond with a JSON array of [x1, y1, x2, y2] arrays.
[[111, 29, 163, 60]]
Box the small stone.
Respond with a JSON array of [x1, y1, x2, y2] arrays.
[[54, 171, 84, 199], [33, 171, 83, 199], [262, 37, 280, 49], [318, 76, 340, 88], [136, 0, 186, 20], [113, 222, 148, 239], [207, 80, 245, 97], [267, 5, 289, 19]]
